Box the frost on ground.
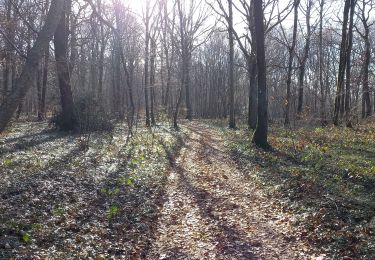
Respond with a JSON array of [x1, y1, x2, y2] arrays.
[[0, 122, 183, 258]]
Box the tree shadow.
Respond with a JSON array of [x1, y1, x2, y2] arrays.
[[230, 139, 375, 258], [0, 131, 68, 157], [158, 139, 259, 259], [0, 146, 84, 255]]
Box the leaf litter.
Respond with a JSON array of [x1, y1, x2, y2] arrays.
[[147, 122, 324, 259], [0, 121, 184, 258]]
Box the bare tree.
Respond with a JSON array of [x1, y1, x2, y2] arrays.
[[54, 0, 76, 130], [356, 0, 373, 118], [283, 0, 300, 126], [252, 0, 270, 149], [297, 0, 312, 115], [334, 0, 352, 126], [318, 0, 327, 125]]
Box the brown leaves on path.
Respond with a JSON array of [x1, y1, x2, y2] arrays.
[[147, 122, 322, 259]]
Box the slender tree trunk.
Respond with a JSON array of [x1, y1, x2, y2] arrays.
[[3, 0, 14, 101], [334, 0, 350, 125], [297, 0, 312, 116], [360, 2, 372, 118], [285, 0, 300, 126], [144, 1, 151, 127], [162, 0, 172, 107], [228, 0, 236, 128], [362, 35, 372, 118], [319, 0, 327, 125], [0, 0, 64, 132], [252, 0, 270, 149], [95, 0, 105, 101], [184, 51, 193, 120], [150, 38, 156, 125], [345, 0, 356, 127]]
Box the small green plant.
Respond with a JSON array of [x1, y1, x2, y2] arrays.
[[127, 177, 135, 188], [22, 233, 31, 243], [108, 205, 119, 219], [31, 223, 43, 232], [99, 187, 120, 197], [3, 158, 13, 166], [53, 206, 65, 217]]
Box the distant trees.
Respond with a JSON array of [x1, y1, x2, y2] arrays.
[[0, 0, 374, 138]]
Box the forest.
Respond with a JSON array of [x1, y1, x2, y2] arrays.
[[0, 0, 374, 259]]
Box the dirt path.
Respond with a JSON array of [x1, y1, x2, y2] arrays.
[[147, 122, 316, 260]]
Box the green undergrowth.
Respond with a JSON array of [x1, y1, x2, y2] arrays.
[[224, 122, 375, 258]]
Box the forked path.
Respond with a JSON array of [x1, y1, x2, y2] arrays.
[[147, 122, 315, 259]]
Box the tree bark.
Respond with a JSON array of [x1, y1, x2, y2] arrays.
[[344, 0, 356, 127], [40, 49, 49, 120], [228, 0, 236, 128], [144, 0, 151, 127], [284, 0, 300, 126], [359, 0, 372, 118], [252, 0, 270, 149], [297, 0, 312, 115], [319, 0, 327, 125], [334, 0, 351, 125], [150, 37, 157, 126], [248, 55, 257, 129], [54, 0, 76, 131]]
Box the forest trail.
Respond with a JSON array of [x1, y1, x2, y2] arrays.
[[147, 122, 315, 260]]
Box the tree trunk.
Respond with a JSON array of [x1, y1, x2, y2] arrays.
[[252, 0, 270, 149], [184, 51, 193, 121], [3, 0, 14, 101], [248, 55, 257, 129], [54, 0, 76, 131], [297, 0, 312, 116], [344, 0, 356, 127], [228, 0, 236, 128], [144, 1, 151, 127], [150, 38, 156, 126], [40, 49, 49, 120], [334, 0, 350, 125], [284, 0, 300, 126], [0, 0, 64, 132], [319, 0, 327, 125], [360, 1, 372, 118]]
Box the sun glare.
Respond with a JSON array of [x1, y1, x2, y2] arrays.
[[126, 0, 158, 14]]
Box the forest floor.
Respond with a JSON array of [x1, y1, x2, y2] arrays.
[[0, 120, 374, 259], [147, 122, 323, 259]]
